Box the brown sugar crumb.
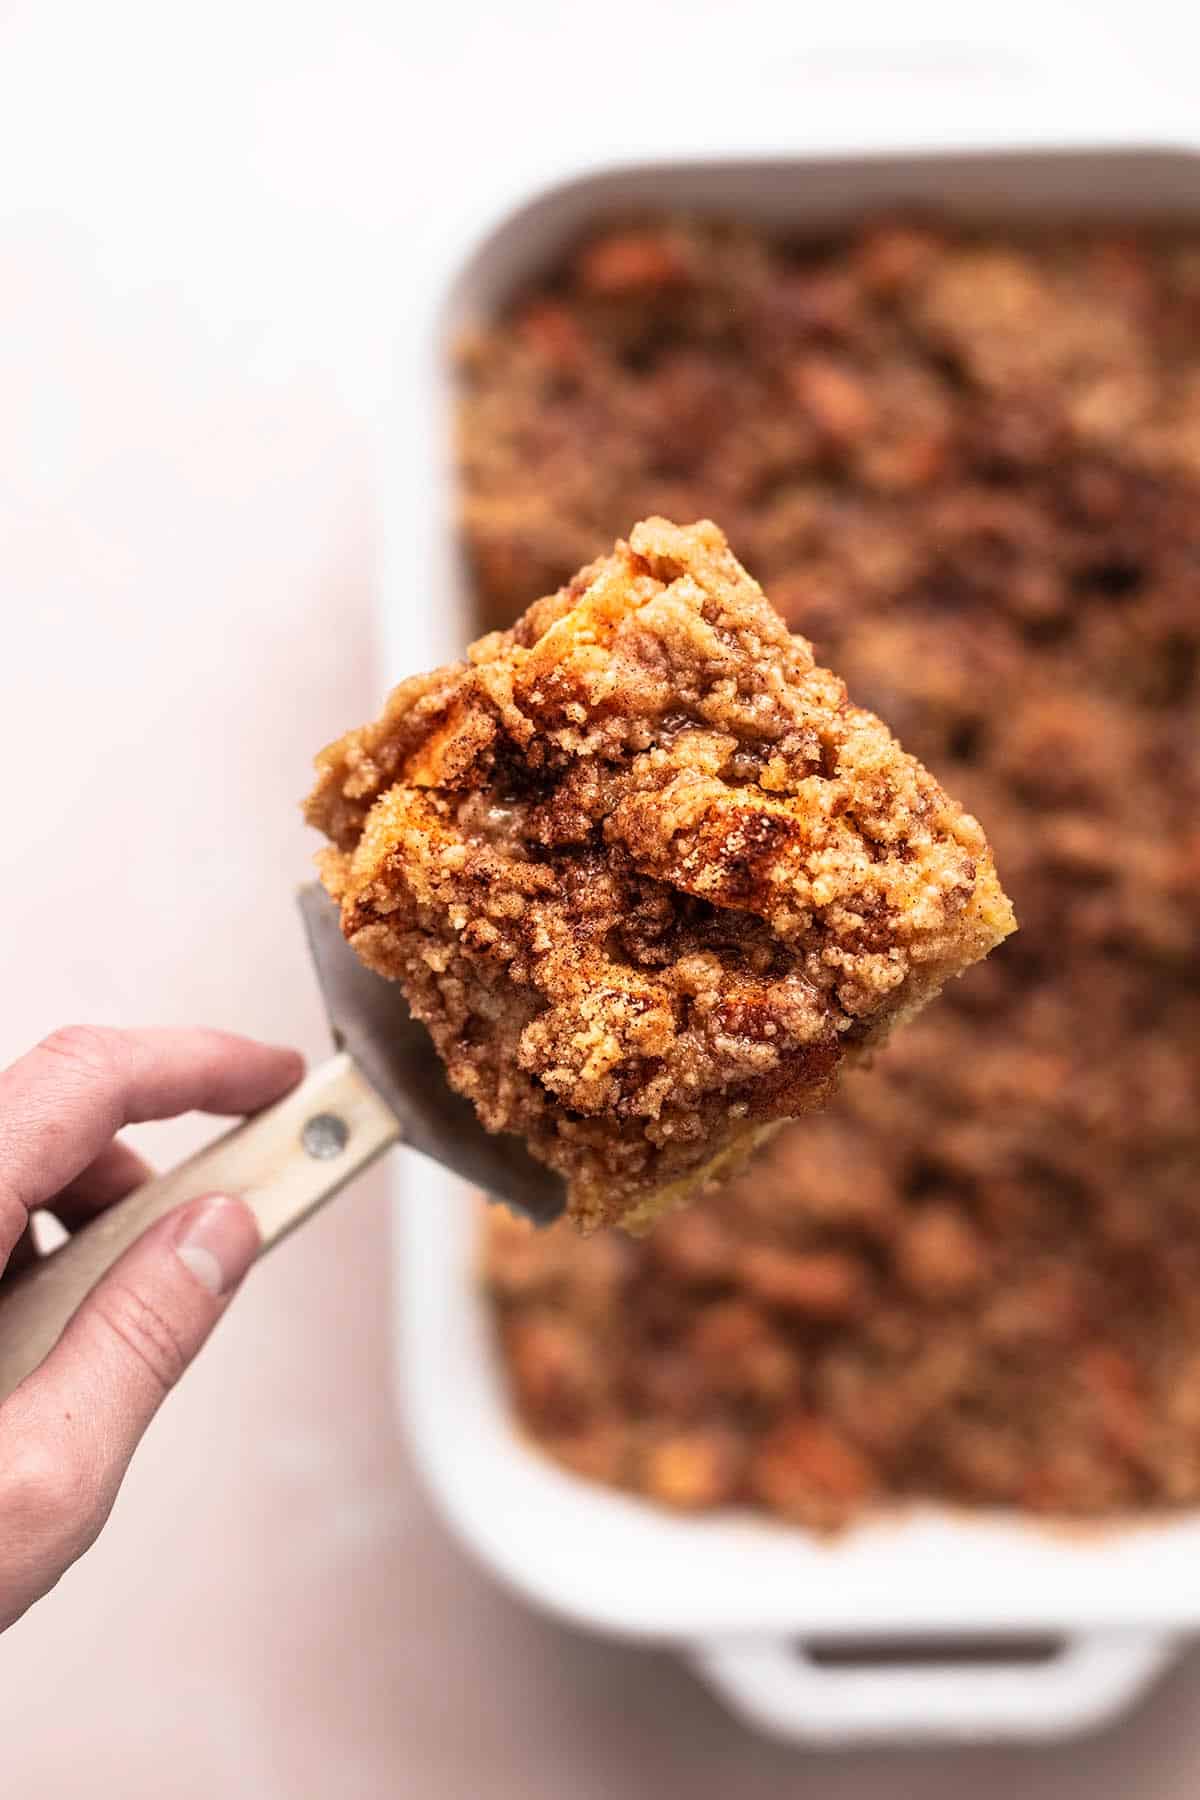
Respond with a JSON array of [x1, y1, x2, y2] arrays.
[[895, 1203, 989, 1303], [642, 1427, 746, 1510], [501, 1313, 603, 1430], [736, 1244, 869, 1320], [306, 517, 1013, 1233], [747, 1418, 876, 1531]]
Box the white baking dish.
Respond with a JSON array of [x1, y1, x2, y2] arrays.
[[378, 47, 1200, 1744]]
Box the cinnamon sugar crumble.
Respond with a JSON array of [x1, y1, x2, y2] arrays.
[[307, 517, 1013, 1231]]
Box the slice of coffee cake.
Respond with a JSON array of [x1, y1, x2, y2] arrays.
[[306, 518, 1014, 1231]]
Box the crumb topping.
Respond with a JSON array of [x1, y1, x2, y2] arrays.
[[469, 215, 1200, 1526], [308, 518, 1012, 1230]]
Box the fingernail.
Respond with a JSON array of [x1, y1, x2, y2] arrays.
[[175, 1195, 260, 1297]]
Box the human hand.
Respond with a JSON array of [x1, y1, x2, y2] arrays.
[[0, 1025, 303, 1632]]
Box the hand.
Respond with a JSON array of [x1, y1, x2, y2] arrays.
[[0, 1025, 303, 1633]]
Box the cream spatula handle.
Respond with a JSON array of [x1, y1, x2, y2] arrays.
[[0, 1052, 399, 1403]]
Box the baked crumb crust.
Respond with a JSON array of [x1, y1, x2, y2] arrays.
[[307, 518, 1013, 1230]]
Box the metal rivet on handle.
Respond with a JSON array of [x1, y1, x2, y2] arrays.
[[302, 1112, 350, 1160]]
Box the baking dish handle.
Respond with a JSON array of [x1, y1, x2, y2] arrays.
[[688, 1632, 1177, 1745]]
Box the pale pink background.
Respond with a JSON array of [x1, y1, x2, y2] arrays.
[[4, 3, 1200, 1794]]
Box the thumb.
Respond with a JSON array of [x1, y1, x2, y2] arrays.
[[5, 1195, 259, 1557]]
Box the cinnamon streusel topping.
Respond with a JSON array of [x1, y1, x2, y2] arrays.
[[307, 518, 1013, 1230]]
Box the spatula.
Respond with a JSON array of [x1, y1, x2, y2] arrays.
[[0, 885, 565, 1402]]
